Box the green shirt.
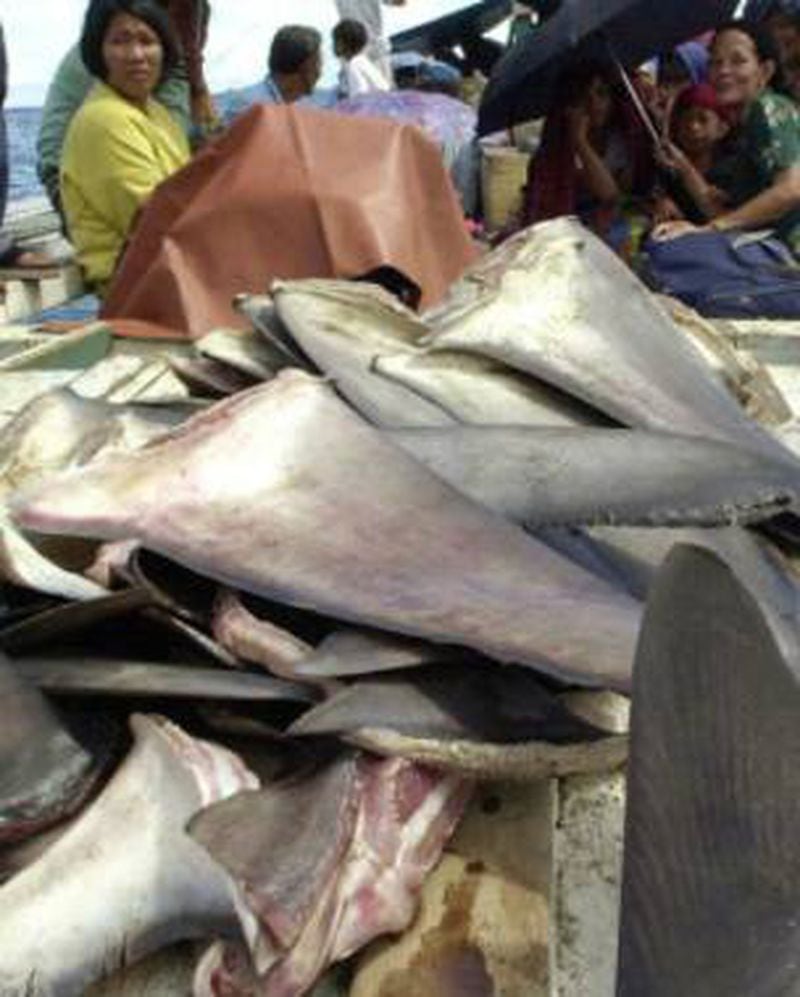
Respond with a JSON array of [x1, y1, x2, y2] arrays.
[[36, 45, 190, 206], [726, 89, 800, 255]]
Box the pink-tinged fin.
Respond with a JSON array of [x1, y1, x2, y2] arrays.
[[10, 372, 641, 689], [212, 588, 313, 679], [328, 757, 471, 963], [194, 941, 261, 997], [189, 754, 362, 955], [201, 753, 471, 996]]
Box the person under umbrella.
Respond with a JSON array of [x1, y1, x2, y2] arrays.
[[522, 59, 653, 253], [651, 81, 731, 223], [478, 0, 738, 136], [758, 1, 800, 99]]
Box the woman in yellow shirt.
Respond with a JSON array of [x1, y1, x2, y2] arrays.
[[61, 0, 190, 295]]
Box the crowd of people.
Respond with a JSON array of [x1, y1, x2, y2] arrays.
[[2, 0, 428, 296], [1, 0, 799, 307], [523, 7, 800, 277]]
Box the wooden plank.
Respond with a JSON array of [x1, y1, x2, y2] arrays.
[[0, 321, 110, 371], [0, 264, 84, 323], [552, 771, 626, 997], [351, 779, 555, 997]]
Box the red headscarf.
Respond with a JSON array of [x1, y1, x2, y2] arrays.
[[670, 81, 732, 133]]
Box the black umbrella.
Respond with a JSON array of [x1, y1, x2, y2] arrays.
[[390, 0, 511, 55], [742, 0, 798, 19], [478, 0, 739, 135]]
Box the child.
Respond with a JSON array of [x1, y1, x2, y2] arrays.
[[523, 60, 652, 254], [652, 82, 730, 223], [333, 19, 391, 99]]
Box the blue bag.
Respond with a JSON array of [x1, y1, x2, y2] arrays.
[[640, 230, 800, 319]]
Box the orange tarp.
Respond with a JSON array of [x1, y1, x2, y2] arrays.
[[102, 104, 478, 338]]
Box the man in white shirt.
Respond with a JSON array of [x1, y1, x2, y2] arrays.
[[334, 0, 405, 82], [333, 19, 391, 98]]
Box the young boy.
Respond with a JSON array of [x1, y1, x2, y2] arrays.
[[653, 82, 730, 223], [670, 83, 729, 177], [333, 19, 391, 99]]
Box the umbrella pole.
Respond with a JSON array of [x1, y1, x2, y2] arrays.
[[611, 51, 708, 226], [610, 55, 662, 148]]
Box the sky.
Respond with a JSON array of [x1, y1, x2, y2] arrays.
[[1, 0, 477, 107]]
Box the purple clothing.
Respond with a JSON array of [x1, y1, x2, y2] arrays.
[[675, 41, 710, 84], [333, 90, 476, 161]]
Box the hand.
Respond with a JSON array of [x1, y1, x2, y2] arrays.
[[565, 105, 590, 146], [650, 219, 700, 241], [706, 186, 729, 215], [655, 140, 690, 176], [651, 196, 683, 226]]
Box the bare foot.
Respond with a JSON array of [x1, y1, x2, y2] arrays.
[[9, 249, 55, 269]]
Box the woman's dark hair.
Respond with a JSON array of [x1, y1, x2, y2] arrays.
[[762, 1, 800, 31], [80, 0, 180, 84], [333, 19, 368, 57], [556, 57, 620, 114], [712, 19, 790, 94], [555, 58, 622, 127], [268, 25, 322, 76]]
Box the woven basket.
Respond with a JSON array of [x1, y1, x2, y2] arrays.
[[481, 146, 531, 232]]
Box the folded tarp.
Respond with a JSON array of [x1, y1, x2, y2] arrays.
[[102, 103, 477, 338]]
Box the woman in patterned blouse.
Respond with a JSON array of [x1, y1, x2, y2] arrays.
[[654, 21, 800, 256]]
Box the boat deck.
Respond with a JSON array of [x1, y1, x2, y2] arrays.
[[1, 196, 93, 326]]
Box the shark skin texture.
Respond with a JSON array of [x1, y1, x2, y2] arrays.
[[190, 752, 471, 997], [388, 426, 800, 527], [11, 372, 643, 691], [422, 218, 798, 465], [0, 713, 258, 997], [617, 545, 800, 996]]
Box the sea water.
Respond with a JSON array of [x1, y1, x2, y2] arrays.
[[6, 106, 43, 202], [3, 0, 474, 206]]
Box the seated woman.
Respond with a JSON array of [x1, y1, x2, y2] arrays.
[[38, 0, 214, 219], [654, 22, 800, 257], [60, 0, 190, 296], [523, 61, 652, 251]]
